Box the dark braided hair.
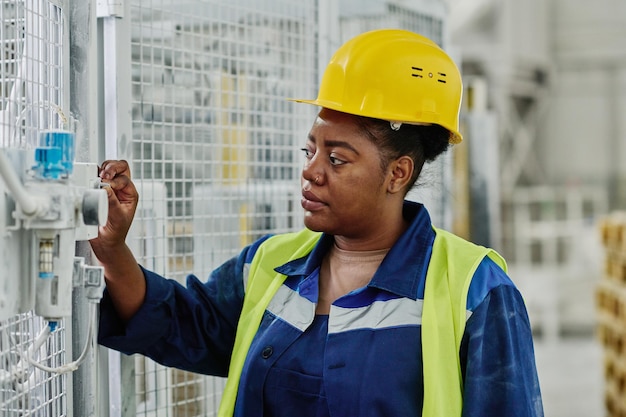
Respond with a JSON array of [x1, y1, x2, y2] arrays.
[[354, 115, 451, 191]]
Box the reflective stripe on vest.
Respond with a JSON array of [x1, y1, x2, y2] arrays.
[[218, 227, 506, 417]]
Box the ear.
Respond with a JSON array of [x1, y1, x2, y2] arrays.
[[387, 156, 414, 194]]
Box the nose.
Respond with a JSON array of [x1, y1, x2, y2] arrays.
[[301, 154, 323, 186]]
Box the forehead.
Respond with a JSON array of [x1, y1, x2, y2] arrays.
[[315, 108, 359, 126], [308, 109, 365, 144], [309, 109, 387, 157]]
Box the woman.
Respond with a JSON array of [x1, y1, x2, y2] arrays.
[[94, 29, 544, 417]]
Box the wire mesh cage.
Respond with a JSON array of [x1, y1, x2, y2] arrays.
[[124, 1, 317, 415], [1, 315, 67, 416], [0, 0, 69, 415], [0, 0, 66, 149]]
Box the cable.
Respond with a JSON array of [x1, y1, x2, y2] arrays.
[[0, 319, 51, 387], [15, 303, 97, 375]]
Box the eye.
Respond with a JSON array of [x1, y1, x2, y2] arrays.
[[300, 148, 313, 159], [329, 154, 346, 166]]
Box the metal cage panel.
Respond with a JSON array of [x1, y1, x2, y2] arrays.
[[124, 1, 317, 415], [0, 0, 69, 415]]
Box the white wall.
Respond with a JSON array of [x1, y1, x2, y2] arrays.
[[450, 0, 626, 207], [540, 0, 626, 206], [542, 69, 620, 183]]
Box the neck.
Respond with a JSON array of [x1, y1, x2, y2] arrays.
[[334, 205, 408, 251]]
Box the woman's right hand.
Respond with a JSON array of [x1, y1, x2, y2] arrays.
[[89, 160, 139, 261], [89, 160, 147, 321]]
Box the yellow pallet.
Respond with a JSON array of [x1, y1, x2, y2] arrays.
[[600, 212, 626, 251], [604, 350, 626, 416], [598, 213, 626, 417]]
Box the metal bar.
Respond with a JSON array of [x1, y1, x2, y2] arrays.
[[97, 0, 133, 415]]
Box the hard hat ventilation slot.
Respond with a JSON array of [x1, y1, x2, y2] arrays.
[[411, 67, 423, 78], [437, 73, 447, 83]]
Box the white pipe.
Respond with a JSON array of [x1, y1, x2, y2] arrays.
[[0, 150, 44, 216]]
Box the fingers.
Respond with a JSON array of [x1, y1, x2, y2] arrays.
[[99, 160, 131, 181], [102, 183, 115, 200], [97, 159, 138, 207], [106, 171, 133, 192], [95, 167, 138, 247], [98, 160, 135, 193]]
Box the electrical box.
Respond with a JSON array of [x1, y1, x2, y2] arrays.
[[0, 131, 108, 322]]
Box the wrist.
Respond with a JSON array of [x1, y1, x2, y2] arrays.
[[90, 240, 134, 266]]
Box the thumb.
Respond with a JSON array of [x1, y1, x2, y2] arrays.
[[101, 183, 124, 215]]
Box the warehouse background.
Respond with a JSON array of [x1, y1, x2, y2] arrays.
[[0, 0, 623, 416]]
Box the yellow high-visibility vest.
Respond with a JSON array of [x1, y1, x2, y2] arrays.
[[218, 227, 506, 417]]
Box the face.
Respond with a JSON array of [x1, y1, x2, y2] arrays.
[[300, 109, 396, 239]]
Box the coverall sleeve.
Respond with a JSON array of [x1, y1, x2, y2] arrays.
[[98, 237, 268, 377], [460, 258, 545, 417]]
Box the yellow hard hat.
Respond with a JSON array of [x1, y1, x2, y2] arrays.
[[293, 29, 463, 144]]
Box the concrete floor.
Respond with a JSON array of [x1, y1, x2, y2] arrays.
[[534, 335, 605, 417]]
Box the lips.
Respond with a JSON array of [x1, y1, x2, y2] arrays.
[[301, 190, 326, 211]]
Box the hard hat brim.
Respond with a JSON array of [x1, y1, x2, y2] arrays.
[[289, 97, 463, 144]]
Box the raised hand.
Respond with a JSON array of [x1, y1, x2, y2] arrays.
[[90, 160, 139, 251], [89, 160, 145, 320]]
